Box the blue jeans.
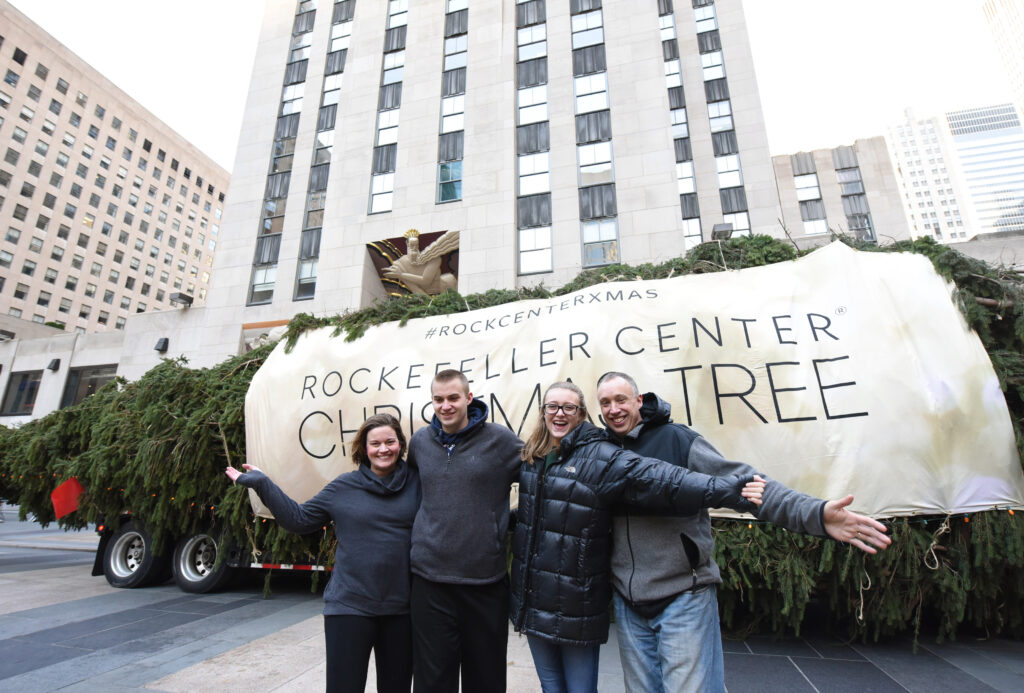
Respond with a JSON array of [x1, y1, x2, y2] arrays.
[[526, 634, 600, 693], [613, 587, 724, 693]]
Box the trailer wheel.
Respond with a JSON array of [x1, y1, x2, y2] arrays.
[[103, 520, 171, 588], [171, 532, 236, 593]]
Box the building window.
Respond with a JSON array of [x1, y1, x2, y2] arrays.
[[518, 85, 548, 125], [438, 161, 462, 202], [250, 265, 276, 304], [716, 154, 743, 188], [837, 167, 865, 195], [701, 51, 724, 81], [578, 142, 613, 186], [708, 100, 733, 132], [519, 226, 552, 274], [682, 218, 703, 251], [574, 73, 608, 114], [801, 199, 828, 236], [659, 13, 677, 41], [331, 18, 353, 51], [795, 173, 821, 201], [723, 211, 751, 236], [694, 5, 718, 33], [292, 258, 317, 300], [581, 218, 618, 267], [518, 152, 550, 195], [376, 109, 400, 145], [441, 95, 464, 133], [383, 51, 405, 85], [1, 371, 43, 416], [444, 35, 467, 71], [571, 9, 604, 49], [664, 59, 681, 89], [677, 161, 696, 194], [518, 24, 547, 61], [370, 173, 394, 213], [388, 0, 408, 28]]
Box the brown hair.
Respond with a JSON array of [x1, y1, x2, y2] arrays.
[[432, 368, 469, 394], [521, 381, 587, 462], [351, 413, 406, 467]]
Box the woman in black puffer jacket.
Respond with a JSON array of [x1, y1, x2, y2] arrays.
[[509, 381, 763, 693]]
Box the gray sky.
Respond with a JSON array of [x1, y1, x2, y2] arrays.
[[743, 0, 1012, 152], [13, 0, 263, 171], [14, 0, 1014, 169]]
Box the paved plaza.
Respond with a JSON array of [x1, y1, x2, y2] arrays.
[[0, 506, 1021, 692]]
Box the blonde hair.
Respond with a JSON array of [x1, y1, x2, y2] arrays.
[[520, 381, 588, 462]]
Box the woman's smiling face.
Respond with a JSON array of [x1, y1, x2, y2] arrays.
[[543, 388, 584, 443]]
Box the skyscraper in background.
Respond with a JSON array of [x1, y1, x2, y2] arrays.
[[888, 109, 975, 243], [946, 103, 1024, 236], [208, 0, 783, 331], [888, 101, 1024, 243], [983, 0, 1024, 112], [0, 1, 229, 333]]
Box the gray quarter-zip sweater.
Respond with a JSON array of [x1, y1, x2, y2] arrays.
[[235, 461, 420, 616], [407, 399, 523, 585]]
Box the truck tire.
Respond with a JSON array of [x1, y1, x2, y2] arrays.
[[171, 531, 236, 593], [103, 520, 171, 588]]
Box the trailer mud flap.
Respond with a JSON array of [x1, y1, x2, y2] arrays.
[[92, 530, 112, 577]]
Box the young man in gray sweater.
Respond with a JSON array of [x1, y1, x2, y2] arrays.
[[596, 372, 890, 693], [408, 369, 522, 693]]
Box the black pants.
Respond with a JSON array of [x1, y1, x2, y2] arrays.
[[323, 614, 412, 693], [410, 575, 509, 693]]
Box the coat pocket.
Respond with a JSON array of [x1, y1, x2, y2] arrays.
[[679, 530, 705, 571]]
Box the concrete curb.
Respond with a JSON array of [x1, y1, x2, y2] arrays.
[[0, 540, 99, 553]]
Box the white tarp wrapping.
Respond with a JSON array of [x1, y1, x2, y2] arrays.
[[245, 243, 1024, 518]]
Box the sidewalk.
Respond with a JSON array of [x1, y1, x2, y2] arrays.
[[0, 505, 99, 552], [2, 510, 1022, 692]]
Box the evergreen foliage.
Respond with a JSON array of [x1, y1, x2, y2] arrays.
[[1, 235, 1021, 641]]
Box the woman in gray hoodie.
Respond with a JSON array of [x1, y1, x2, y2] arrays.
[[226, 413, 421, 693]]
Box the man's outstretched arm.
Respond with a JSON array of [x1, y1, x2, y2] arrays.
[[822, 495, 891, 554]]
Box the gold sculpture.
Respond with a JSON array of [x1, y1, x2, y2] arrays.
[[382, 229, 460, 295]]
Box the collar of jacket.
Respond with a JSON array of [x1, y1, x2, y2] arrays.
[[430, 397, 489, 446], [356, 458, 412, 495], [555, 420, 606, 460]]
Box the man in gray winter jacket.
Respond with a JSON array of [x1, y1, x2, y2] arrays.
[[596, 371, 890, 693]]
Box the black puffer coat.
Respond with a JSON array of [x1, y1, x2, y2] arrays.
[[509, 421, 755, 646]]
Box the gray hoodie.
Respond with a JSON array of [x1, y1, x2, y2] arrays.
[[407, 398, 523, 585]]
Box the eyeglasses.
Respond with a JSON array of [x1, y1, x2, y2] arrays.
[[543, 403, 580, 415]]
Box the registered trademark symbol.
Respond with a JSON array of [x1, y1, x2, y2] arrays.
[[836, 306, 847, 315]]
